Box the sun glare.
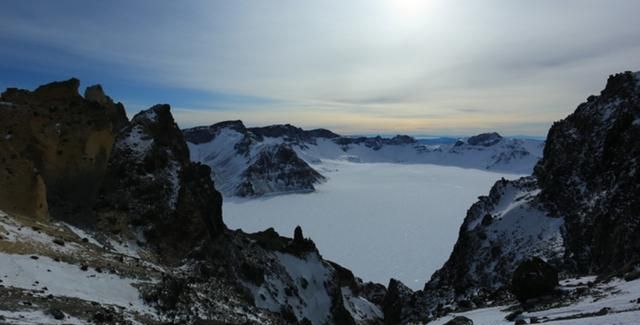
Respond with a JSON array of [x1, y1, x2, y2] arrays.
[[389, 0, 431, 19]]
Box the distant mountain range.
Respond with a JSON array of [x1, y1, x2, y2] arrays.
[[184, 123, 544, 197]]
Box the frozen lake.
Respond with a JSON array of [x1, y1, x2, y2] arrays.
[[224, 160, 521, 289]]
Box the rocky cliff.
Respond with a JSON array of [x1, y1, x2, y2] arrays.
[[0, 78, 126, 224], [535, 71, 640, 275], [394, 71, 640, 323], [95, 104, 225, 263]]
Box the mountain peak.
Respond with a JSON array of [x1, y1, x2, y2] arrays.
[[466, 132, 503, 146]]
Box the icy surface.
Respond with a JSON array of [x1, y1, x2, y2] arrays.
[[225, 160, 521, 289]]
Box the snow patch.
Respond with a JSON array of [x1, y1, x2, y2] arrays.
[[430, 276, 640, 325], [341, 287, 383, 321], [0, 216, 81, 254], [245, 252, 332, 325], [0, 309, 85, 325], [0, 253, 155, 314]]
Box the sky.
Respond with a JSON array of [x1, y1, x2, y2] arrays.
[[1, 1, 640, 136]]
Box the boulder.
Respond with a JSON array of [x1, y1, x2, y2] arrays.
[[511, 257, 558, 302], [383, 278, 414, 324], [444, 316, 473, 325]]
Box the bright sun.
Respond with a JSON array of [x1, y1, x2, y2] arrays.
[[389, 0, 432, 19], [383, 0, 437, 30]]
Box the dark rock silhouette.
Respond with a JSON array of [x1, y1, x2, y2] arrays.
[[511, 257, 558, 302]]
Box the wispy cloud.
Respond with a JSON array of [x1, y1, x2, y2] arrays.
[[1, 0, 639, 136]]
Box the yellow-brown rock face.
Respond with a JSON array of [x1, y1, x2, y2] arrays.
[[0, 78, 127, 224]]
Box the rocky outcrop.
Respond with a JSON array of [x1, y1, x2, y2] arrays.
[[236, 144, 325, 196], [382, 279, 415, 325], [249, 124, 339, 144], [333, 135, 417, 150], [182, 120, 250, 145], [511, 257, 558, 302], [535, 71, 640, 274], [95, 104, 225, 262], [0, 78, 125, 224], [466, 132, 503, 146]]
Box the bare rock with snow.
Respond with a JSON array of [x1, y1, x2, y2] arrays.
[[95, 104, 225, 263]]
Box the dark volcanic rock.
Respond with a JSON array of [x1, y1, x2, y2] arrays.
[[382, 278, 414, 325], [333, 134, 417, 151], [467, 132, 503, 146], [511, 257, 558, 302], [249, 124, 340, 143], [96, 104, 225, 262], [306, 128, 341, 139], [48, 308, 65, 320], [400, 71, 640, 323], [236, 144, 324, 197], [535, 71, 640, 274], [183, 120, 250, 144], [443, 316, 473, 325]]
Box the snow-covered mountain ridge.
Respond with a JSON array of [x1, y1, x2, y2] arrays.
[[184, 122, 544, 197]]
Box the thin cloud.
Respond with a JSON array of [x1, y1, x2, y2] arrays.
[[1, 0, 639, 136]]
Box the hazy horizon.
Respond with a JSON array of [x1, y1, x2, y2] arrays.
[[2, 1, 640, 136]]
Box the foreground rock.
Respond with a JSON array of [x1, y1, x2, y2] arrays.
[[95, 104, 224, 263], [511, 257, 558, 302], [443, 316, 473, 325]]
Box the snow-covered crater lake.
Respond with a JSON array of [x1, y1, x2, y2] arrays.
[[224, 160, 522, 290]]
